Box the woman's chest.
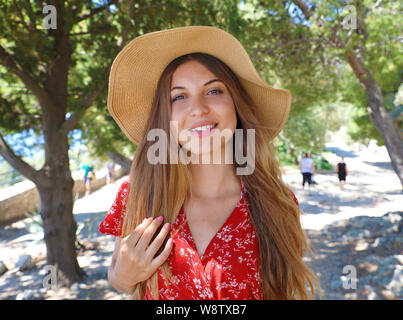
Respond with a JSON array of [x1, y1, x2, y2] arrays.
[[183, 195, 240, 257], [157, 205, 262, 300]]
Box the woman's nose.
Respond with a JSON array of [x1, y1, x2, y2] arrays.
[[190, 94, 209, 116]]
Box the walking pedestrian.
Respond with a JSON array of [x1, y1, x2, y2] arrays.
[[82, 163, 95, 196], [299, 153, 315, 190], [106, 162, 115, 184], [336, 156, 348, 190]]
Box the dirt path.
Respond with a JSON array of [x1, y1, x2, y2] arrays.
[[0, 178, 129, 300], [282, 141, 402, 299], [284, 145, 401, 230]]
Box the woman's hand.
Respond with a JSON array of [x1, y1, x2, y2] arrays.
[[108, 216, 173, 294]]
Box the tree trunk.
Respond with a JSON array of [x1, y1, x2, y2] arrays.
[[0, 2, 116, 286], [286, 145, 299, 165], [38, 178, 85, 284], [37, 109, 85, 284], [345, 50, 403, 189], [366, 85, 403, 188], [2, 120, 86, 284]]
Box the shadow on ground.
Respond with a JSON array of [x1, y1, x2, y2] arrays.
[[0, 211, 125, 300], [324, 147, 358, 158]]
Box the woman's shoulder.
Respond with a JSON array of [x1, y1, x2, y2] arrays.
[[119, 177, 130, 191]]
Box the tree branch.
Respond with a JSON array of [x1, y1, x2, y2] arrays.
[[0, 45, 53, 109], [60, 66, 111, 134], [69, 29, 111, 36], [0, 133, 42, 184], [24, 0, 39, 30], [75, 0, 118, 23], [12, 0, 31, 31], [291, 0, 313, 19], [344, 48, 369, 85], [61, 25, 133, 135], [106, 148, 132, 173]]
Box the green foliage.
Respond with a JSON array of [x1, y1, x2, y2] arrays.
[[275, 141, 296, 166], [1, 0, 401, 175], [313, 156, 333, 171], [281, 108, 327, 155], [273, 99, 355, 167], [243, 0, 402, 149], [347, 107, 385, 145], [0, 0, 253, 166], [242, 0, 344, 113]]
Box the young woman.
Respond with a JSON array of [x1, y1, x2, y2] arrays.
[[99, 26, 319, 300]]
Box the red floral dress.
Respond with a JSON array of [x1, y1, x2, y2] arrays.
[[99, 180, 263, 300], [99, 179, 299, 300]]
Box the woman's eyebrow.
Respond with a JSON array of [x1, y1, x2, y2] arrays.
[[170, 78, 223, 92]]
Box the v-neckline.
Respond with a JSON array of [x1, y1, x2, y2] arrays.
[[180, 180, 245, 262]]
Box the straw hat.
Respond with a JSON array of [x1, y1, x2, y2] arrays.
[[108, 25, 292, 145]]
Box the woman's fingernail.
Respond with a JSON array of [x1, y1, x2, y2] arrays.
[[164, 222, 170, 229], [157, 215, 164, 222]]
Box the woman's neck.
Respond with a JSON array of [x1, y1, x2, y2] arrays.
[[189, 163, 239, 199]]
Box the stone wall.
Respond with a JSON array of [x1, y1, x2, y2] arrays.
[[0, 167, 127, 226]]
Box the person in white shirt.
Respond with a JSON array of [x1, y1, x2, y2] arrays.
[[299, 153, 315, 189]]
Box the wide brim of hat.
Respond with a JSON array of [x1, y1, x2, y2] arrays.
[[108, 25, 291, 145]]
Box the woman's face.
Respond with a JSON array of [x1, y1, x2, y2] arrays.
[[170, 60, 237, 159]]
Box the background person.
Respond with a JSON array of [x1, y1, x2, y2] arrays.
[[299, 153, 315, 190], [82, 163, 95, 196], [336, 156, 348, 190], [106, 162, 115, 184]]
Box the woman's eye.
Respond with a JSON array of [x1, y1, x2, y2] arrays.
[[171, 89, 223, 103], [209, 89, 223, 95], [172, 95, 184, 103]]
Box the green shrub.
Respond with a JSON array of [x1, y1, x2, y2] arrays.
[[313, 156, 333, 170]]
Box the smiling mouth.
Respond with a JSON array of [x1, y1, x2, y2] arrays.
[[188, 123, 218, 137], [189, 123, 218, 132]]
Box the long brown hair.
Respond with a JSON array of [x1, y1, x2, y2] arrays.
[[122, 52, 320, 299]]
